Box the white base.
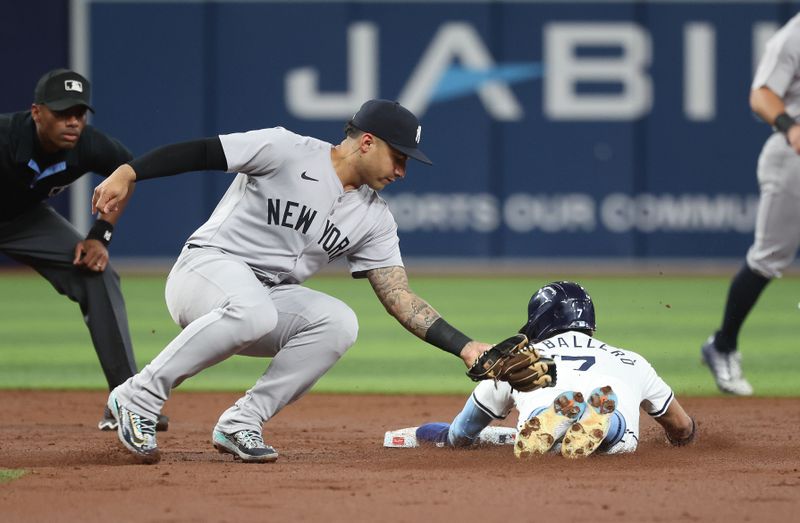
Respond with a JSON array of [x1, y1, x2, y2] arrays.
[[383, 426, 517, 448]]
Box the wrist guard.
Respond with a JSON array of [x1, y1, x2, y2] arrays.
[[425, 318, 471, 357], [774, 112, 796, 136], [86, 219, 114, 247]]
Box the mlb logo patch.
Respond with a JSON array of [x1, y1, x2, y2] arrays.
[[64, 80, 84, 93], [392, 436, 406, 446]]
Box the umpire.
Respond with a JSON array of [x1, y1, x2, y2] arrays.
[[0, 69, 164, 431]]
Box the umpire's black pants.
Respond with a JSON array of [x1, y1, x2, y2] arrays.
[[0, 203, 137, 389]]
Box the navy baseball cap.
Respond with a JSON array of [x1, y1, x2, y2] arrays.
[[34, 69, 94, 112], [350, 99, 432, 165]]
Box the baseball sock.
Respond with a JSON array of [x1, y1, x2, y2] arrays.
[[715, 264, 770, 352], [416, 423, 451, 444], [447, 397, 494, 447], [597, 411, 626, 452]]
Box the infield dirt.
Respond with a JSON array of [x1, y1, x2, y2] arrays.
[[1, 391, 798, 522]]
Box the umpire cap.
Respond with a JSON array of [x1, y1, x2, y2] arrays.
[[34, 69, 94, 113]]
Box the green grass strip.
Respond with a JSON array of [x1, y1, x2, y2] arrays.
[[0, 469, 26, 484], [1, 272, 798, 396]]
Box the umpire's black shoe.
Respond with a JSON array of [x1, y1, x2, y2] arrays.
[[99, 407, 169, 432], [212, 429, 279, 463], [98, 406, 118, 431], [155, 414, 170, 432]]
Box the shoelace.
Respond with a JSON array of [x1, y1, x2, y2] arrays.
[[234, 430, 266, 449], [129, 411, 157, 437]]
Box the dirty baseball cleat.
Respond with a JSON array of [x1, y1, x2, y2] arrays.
[[212, 429, 279, 463], [561, 385, 617, 459], [99, 407, 169, 432], [701, 335, 753, 396], [515, 391, 586, 459], [99, 406, 169, 432], [107, 392, 161, 464]]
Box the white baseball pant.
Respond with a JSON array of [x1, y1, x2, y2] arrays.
[[113, 246, 359, 433]]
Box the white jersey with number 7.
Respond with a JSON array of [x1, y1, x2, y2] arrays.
[[472, 331, 675, 453]]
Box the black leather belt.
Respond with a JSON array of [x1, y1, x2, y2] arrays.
[[255, 273, 278, 287]]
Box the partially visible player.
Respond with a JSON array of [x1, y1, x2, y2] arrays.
[[416, 282, 695, 458], [702, 14, 800, 396]]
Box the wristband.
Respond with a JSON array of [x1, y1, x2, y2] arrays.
[[774, 112, 796, 135], [425, 318, 472, 357], [86, 219, 114, 246]]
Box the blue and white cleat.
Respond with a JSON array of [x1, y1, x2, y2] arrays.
[[212, 429, 279, 463], [107, 391, 161, 464], [561, 385, 618, 459], [515, 391, 586, 459]]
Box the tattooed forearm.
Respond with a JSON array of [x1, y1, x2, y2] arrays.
[[366, 266, 441, 339]]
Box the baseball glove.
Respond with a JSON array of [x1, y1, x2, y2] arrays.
[[466, 334, 557, 392]]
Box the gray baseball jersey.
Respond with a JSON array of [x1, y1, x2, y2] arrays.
[[188, 127, 403, 283], [753, 14, 800, 116], [747, 14, 800, 278], [471, 332, 674, 453]]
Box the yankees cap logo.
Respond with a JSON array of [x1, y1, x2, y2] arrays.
[[300, 171, 319, 182]]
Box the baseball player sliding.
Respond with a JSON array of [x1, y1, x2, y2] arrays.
[[703, 14, 800, 396], [416, 282, 696, 457], [91, 100, 552, 464]]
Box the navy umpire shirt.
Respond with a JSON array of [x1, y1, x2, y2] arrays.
[[0, 111, 132, 221]]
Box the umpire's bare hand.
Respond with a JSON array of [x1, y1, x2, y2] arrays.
[[73, 239, 109, 272], [93, 164, 137, 214]]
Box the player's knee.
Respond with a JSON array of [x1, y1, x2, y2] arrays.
[[746, 251, 787, 279], [66, 264, 121, 303], [324, 303, 359, 354], [225, 294, 279, 346]]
